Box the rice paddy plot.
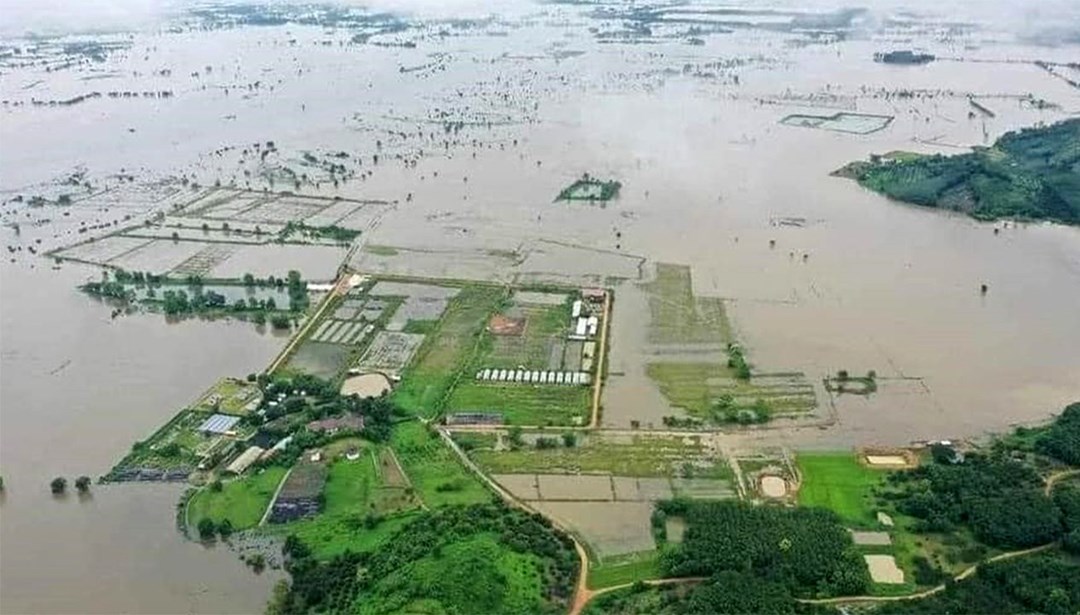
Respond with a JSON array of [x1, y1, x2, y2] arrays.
[[53, 236, 154, 264], [796, 451, 888, 527], [471, 434, 729, 479], [445, 382, 589, 427], [534, 501, 655, 558], [640, 263, 731, 346]]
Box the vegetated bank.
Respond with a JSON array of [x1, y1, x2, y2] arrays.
[[835, 119, 1080, 224], [266, 502, 579, 614]]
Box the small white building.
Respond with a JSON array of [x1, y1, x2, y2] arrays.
[[587, 316, 599, 337], [575, 318, 589, 337], [571, 300, 583, 318]]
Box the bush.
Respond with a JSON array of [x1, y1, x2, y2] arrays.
[[50, 477, 67, 494], [197, 517, 217, 540]]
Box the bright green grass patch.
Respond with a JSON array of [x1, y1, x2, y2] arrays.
[[391, 421, 491, 507], [796, 451, 887, 527], [356, 533, 543, 615], [392, 285, 507, 417], [446, 383, 590, 427], [187, 466, 286, 530], [271, 511, 420, 560], [588, 551, 663, 590]]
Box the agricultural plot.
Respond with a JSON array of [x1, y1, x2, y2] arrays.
[[170, 244, 238, 277], [355, 332, 425, 379], [781, 112, 893, 134], [640, 263, 731, 346], [472, 434, 730, 479], [368, 281, 459, 331], [52, 235, 154, 264], [535, 501, 655, 558], [322, 448, 420, 517], [555, 174, 622, 202], [648, 363, 817, 420], [268, 462, 328, 523], [446, 383, 589, 426], [390, 421, 490, 507], [392, 285, 507, 417], [284, 341, 354, 380]]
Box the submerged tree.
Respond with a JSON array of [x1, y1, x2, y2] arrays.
[[50, 477, 67, 495], [75, 476, 92, 493]]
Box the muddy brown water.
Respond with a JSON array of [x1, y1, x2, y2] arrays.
[[2, 0, 1080, 609], [0, 262, 285, 613]]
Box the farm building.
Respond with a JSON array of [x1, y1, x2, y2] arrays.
[[198, 413, 240, 435], [582, 288, 606, 302], [226, 446, 265, 474]]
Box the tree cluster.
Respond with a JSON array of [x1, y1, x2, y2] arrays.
[[658, 500, 869, 598]]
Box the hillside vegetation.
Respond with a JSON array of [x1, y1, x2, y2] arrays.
[[838, 119, 1080, 224]]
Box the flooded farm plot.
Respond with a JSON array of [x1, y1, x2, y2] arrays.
[[780, 112, 893, 134], [285, 341, 354, 380], [355, 331, 425, 379], [52, 235, 154, 264], [207, 244, 345, 280], [107, 238, 214, 273], [632, 264, 818, 425], [535, 501, 656, 558], [351, 246, 518, 283], [368, 281, 459, 331], [536, 474, 615, 501]]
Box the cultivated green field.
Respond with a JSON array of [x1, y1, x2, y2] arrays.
[[392, 285, 507, 417], [272, 511, 421, 560], [484, 302, 572, 369], [390, 421, 491, 507], [796, 451, 886, 526], [640, 264, 731, 345], [648, 362, 816, 418], [446, 382, 590, 426], [323, 450, 419, 517], [587, 551, 663, 590], [187, 466, 286, 530], [472, 434, 730, 479]]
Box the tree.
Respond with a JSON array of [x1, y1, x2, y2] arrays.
[[197, 517, 217, 540], [508, 426, 524, 449], [270, 314, 291, 329], [210, 479, 223, 493], [75, 476, 92, 493], [218, 518, 234, 539], [562, 432, 577, 448], [50, 477, 67, 494]]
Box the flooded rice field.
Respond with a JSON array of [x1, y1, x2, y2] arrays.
[[2, 0, 1080, 609]]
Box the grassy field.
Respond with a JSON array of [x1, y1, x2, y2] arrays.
[[796, 451, 886, 526], [323, 449, 419, 517], [587, 551, 663, 590], [271, 510, 421, 560], [647, 362, 816, 418], [392, 285, 507, 418], [391, 421, 491, 507], [187, 466, 286, 530], [472, 435, 731, 479], [446, 382, 590, 426], [640, 264, 731, 345]]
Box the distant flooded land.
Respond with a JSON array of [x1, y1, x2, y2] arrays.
[[837, 119, 1080, 225]]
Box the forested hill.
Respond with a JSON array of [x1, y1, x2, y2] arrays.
[[837, 119, 1080, 225]]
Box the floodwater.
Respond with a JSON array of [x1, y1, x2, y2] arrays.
[[0, 262, 285, 613], [2, 0, 1080, 609]]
